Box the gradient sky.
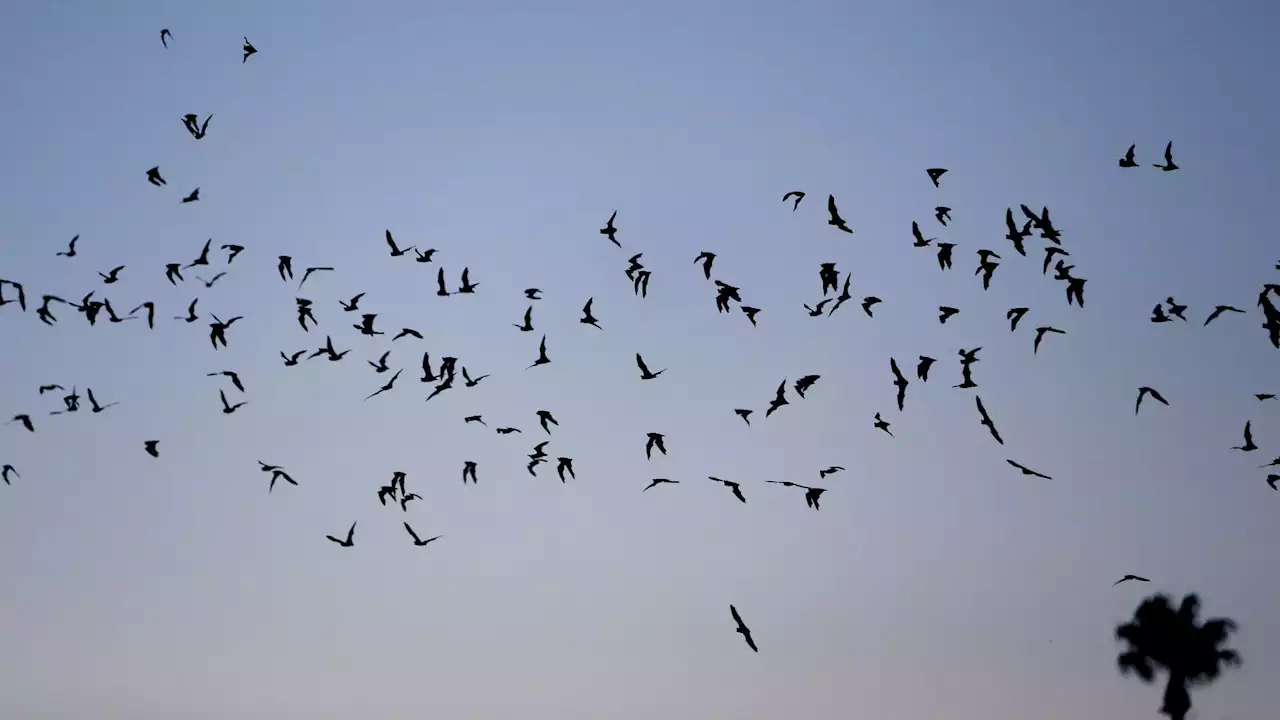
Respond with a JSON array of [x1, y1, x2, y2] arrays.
[[1, 1, 1277, 718]]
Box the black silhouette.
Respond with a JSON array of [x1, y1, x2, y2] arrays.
[[160, 28, 172, 48], [207, 370, 245, 392], [242, 37, 257, 63], [57, 235, 79, 257], [465, 415, 487, 427], [268, 469, 297, 493], [1267, 475, 1278, 490], [1153, 142, 1178, 172], [827, 195, 853, 233], [277, 256, 293, 282], [1115, 593, 1238, 720], [208, 314, 242, 350], [1007, 307, 1029, 331], [146, 166, 166, 186], [936, 242, 955, 271], [645, 432, 667, 459], [280, 350, 305, 366], [1165, 297, 1188, 322], [555, 457, 575, 482], [385, 230, 415, 257], [729, 605, 758, 652], [1256, 394, 1275, 401], [325, 522, 356, 547], [766, 481, 826, 510], [1203, 305, 1244, 326], [625, 254, 645, 281], [974, 396, 1003, 444], [181, 187, 200, 203], [97, 265, 125, 284], [496, 427, 521, 435], [1006, 459, 1051, 479], [129, 301, 155, 328], [195, 272, 226, 288], [804, 299, 831, 317], [765, 381, 788, 417], [1043, 247, 1069, 275], [643, 478, 678, 491], [600, 210, 620, 247], [938, 306, 959, 324], [2, 465, 18, 484], [860, 295, 881, 317], [298, 266, 333, 290], [819, 466, 844, 479], [710, 476, 746, 503], [222, 244, 244, 263], [219, 389, 248, 414], [7, 414, 34, 432], [392, 328, 423, 342], [527, 334, 551, 369], [144, 440, 159, 458], [692, 252, 717, 280], [1003, 209, 1028, 256], [164, 264, 184, 285], [912, 220, 935, 247], [537, 410, 558, 434], [794, 375, 820, 398], [636, 353, 664, 380], [741, 305, 761, 325], [1114, 575, 1150, 586], [404, 523, 442, 547], [819, 263, 839, 295], [873, 412, 893, 437], [580, 298, 602, 329], [462, 367, 488, 387], [514, 306, 534, 332], [926, 167, 947, 187], [735, 408, 753, 425], [462, 461, 478, 485], [1119, 144, 1138, 168], [916, 356, 935, 381], [183, 113, 213, 139], [1033, 326, 1065, 354], [365, 369, 403, 401], [1066, 277, 1087, 307], [1232, 421, 1257, 451], [414, 248, 437, 263], [524, 287, 541, 300], [782, 190, 805, 211], [632, 270, 651, 298], [1136, 387, 1169, 415], [457, 267, 478, 294], [339, 293, 365, 312], [435, 268, 451, 296], [935, 206, 951, 225], [890, 358, 909, 411]]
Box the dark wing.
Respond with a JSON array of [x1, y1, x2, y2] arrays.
[[385, 230, 399, 253], [636, 354, 649, 374], [730, 604, 744, 628], [403, 522, 421, 543]]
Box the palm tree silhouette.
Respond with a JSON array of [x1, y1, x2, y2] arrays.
[[1115, 593, 1241, 720]]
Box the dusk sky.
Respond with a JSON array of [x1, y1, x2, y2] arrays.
[[1, 1, 1276, 718]]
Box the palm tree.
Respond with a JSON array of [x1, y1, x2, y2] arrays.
[[1115, 593, 1241, 720]]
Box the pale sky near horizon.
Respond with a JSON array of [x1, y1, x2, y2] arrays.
[[1, 1, 1277, 718]]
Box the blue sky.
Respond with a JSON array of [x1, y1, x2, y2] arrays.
[[1, 1, 1277, 718]]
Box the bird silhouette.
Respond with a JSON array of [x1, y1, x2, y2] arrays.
[[765, 381, 789, 417], [462, 461, 479, 485], [819, 466, 844, 479], [1043, 247, 1069, 275], [936, 242, 955, 271], [392, 328, 423, 342], [735, 408, 753, 425], [414, 248, 437, 263], [1257, 394, 1276, 402], [645, 432, 667, 459], [2, 465, 18, 484], [524, 288, 542, 300], [826, 194, 853, 233], [926, 167, 948, 187], [128, 301, 155, 328], [404, 523, 442, 547], [537, 410, 558, 435], [1007, 459, 1051, 479], [527, 334, 551, 369], [277, 256, 293, 282], [1066, 277, 1087, 307], [580, 298, 603, 329], [339, 293, 366, 312], [1113, 574, 1150, 586], [890, 358, 909, 411], [729, 605, 758, 652], [600, 211, 620, 247], [385, 230, 415, 257], [873, 412, 893, 437], [1204, 305, 1244, 326], [636, 353, 665, 380], [1266, 475, 1278, 491], [208, 314, 242, 350], [206, 370, 245, 392], [183, 113, 214, 139], [436, 268, 451, 297], [794, 375, 820, 398], [160, 28, 172, 48], [268, 469, 297, 493], [195, 272, 226, 288], [457, 267, 479, 294], [741, 306, 761, 325], [912, 220, 935, 247], [1119, 144, 1138, 168], [462, 367, 488, 387], [767, 481, 827, 510], [98, 265, 125, 284], [1232, 421, 1257, 451], [1135, 387, 1169, 415], [298, 266, 333, 290], [782, 190, 805, 211], [1033, 326, 1065, 354], [935, 206, 951, 225], [1154, 141, 1178, 171], [975, 396, 1004, 444], [365, 369, 403, 401], [496, 427, 522, 435], [7, 414, 34, 432], [804, 299, 832, 317], [57, 235, 80, 258], [325, 522, 356, 547], [555, 457, 576, 482], [181, 187, 200, 203], [146, 166, 166, 186], [222, 244, 244, 263], [242, 37, 257, 63], [827, 277, 854, 316], [144, 441, 159, 458], [938, 306, 960, 324], [710, 476, 746, 503], [280, 350, 305, 366], [1165, 297, 1189, 321], [693, 251, 717, 280], [643, 477, 679, 491], [164, 264, 185, 285], [632, 270, 651, 298], [1007, 307, 1029, 331], [1003, 209, 1028, 256], [860, 295, 882, 318], [625, 254, 645, 282], [219, 389, 248, 414], [84, 388, 117, 414], [819, 263, 840, 295], [514, 305, 534, 332], [916, 356, 935, 381], [465, 415, 487, 427]]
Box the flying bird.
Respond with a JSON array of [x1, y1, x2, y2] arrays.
[[384, 230, 415, 257], [645, 432, 667, 459], [1006, 459, 1052, 479], [938, 306, 960, 324], [600, 211, 620, 247], [514, 305, 534, 332], [729, 605, 758, 652], [709, 476, 746, 503], [916, 356, 935, 381], [782, 190, 805, 211], [1204, 305, 1244, 326], [873, 412, 893, 437], [462, 367, 488, 387], [219, 389, 248, 414], [1118, 144, 1138, 168], [57, 235, 79, 257], [144, 440, 159, 458], [1007, 307, 1029, 331], [643, 478, 678, 491], [221, 244, 244, 263], [325, 522, 356, 548], [580, 298, 602, 329], [1232, 421, 1258, 452], [975, 396, 1003, 444], [2, 465, 18, 484], [6, 414, 34, 432], [298, 266, 333, 290], [1113, 574, 1150, 586], [1135, 387, 1168, 415], [527, 334, 551, 369], [525, 288, 542, 300], [465, 415, 487, 427], [890, 358, 909, 411], [819, 466, 844, 479], [936, 243, 955, 271], [765, 381, 788, 417], [392, 328, 423, 342], [404, 523, 442, 547], [242, 37, 257, 63], [1043, 247, 1069, 275], [911, 221, 935, 247], [735, 408, 753, 425], [636, 353, 665, 380], [860, 295, 882, 318], [1033, 326, 1065, 354], [457, 267, 479, 294], [1153, 141, 1178, 171], [826, 195, 853, 233], [160, 28, 172, 48], [926, 167, 948, 187], [195, 272, 226, 288], [181, 187, 200, 203], [935, 206, 951, 226], [146, 166, 166, 186], [365, 369, 403, 401]]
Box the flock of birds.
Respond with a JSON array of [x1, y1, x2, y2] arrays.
[[2, 31, 1278, 656]]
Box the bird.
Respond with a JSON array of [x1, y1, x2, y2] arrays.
[[729, 605, 758, 652], [1204, 305, 1245, 326], [1033, 326, 1065, 354], [926, 167, 948, 187], [97, 265, 125, 284], [160, 28, 172, 48], [86, 388, 118, 413], [1258, 394, 1276, 401], [911, 221, 935, 247], [782, 190, 805, 211], [916, 356, 935, 381], [826, 194, 853, 233], [325, 522, 356, 547], [818, 263, 840, 296], [146, 166, 166, 186], [175, 298, 200, 323], [38, 384, 63, 395], [221, 244, 244, 263], [2, 465, 18, 485], [268, 469, 297, 493], [580, 298, 602, 329], [1066, 277, 1087, 307], [384, 230, 415, 257], [7, 414, 34, 432], [1006, 459, 1051, 480], [465, 415, 487, 427], [936, 243, 956, 271], [819, 466, 844, 479], [457, 267, 479, 294], [57, 235, 80, 257], [280, 350, 306, 367], [242, 37, 257, 63], [555, 457, 576, 483], [636, 353, 665, 380], [873, 413, 893, 437], [1002, 209, 1028, 256], [537, 410, 559, 435], [195, 272, 227, 288], [144, 441, 159, 458], [524, 288, 542, 300], [1113, 575, 1150, 586], [496, 427, 522, 435], [1135, 387, 1169, 415], [404, 523, 442, 547], [527, 335, 551, 369], [185, 113, 213, 139], [625, 253, 645, 282], [353, 313, 383, 337], [399, 492, 422, 512], [1118, 144, 1138, 168], [298, 266, 333, 290], [208, 314, 243, 350], [276, 256, 294, 282], [975, 396, 1003, 445], [339, 293, 365, 312], [710, 476, 746, 503], [765, 381, 789, 417], [938, 306, 960, 324], [1165, 297, 1189, 321], [741, 306, 761, 326], [514, 306, 534, 332], [935, 206, 952, 226], [435, 268, 451, 296], [804, 299, 832, 317], [1153, 141, 1178, 171], [1043, 247, 1069, 275], [462, 367, 489, 387], [414, 248, 437, 263], [462, 461, 479, 484], [181, 187, 200, 203], [860, 295, 882, 318], [219, 389, 247, 414], [734, 408, 753, 425], [600, 211, 620, 247], [392, 328, 423, 342], [365, 369, 403, 401], [1267, 475, 1278, 491], [1007, 307, 1029, 331], [645, 432, 667, 459], [1232, 421, 1258, 452], [890, 358, 909, 411], [795, 375, 820, 399], [643, 478, 678, 491], [128, 301, 155, 328]]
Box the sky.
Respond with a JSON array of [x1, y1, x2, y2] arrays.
[[0, 1, 1277, 718]]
